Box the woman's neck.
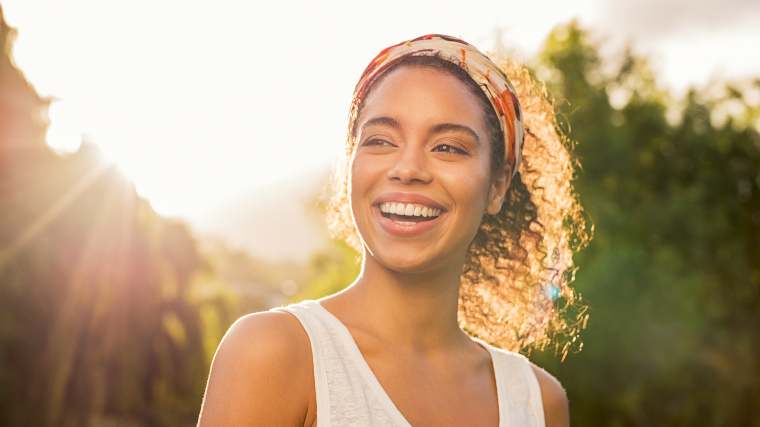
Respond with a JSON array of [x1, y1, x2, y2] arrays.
[[327, 249, 471, 354]]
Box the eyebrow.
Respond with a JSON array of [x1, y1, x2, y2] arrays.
[[430, 123, 480, 145], [358, 116, 401, 136], [357, 116, 480, 145]]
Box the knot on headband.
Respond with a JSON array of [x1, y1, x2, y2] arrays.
[[349, 33, 525, 179]]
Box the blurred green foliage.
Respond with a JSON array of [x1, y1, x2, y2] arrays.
[[530, 20, 760, 426], [293, 237, 361, 302]]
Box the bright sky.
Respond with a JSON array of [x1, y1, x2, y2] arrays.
[[4, 0, 759, 223]]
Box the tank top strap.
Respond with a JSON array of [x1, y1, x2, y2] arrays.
[[488, 347, 547, 426], [269, 299, 410, 426], [268, 301, 335, 427]]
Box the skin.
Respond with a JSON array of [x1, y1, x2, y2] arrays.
[[197, 66, 570, 427]]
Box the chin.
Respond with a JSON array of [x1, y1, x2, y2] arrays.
[[355, 209, 470, 274], [369, 244, 451, 275]]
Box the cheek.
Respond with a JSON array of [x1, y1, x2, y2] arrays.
[[348, 153, 381, 215], [441, 163, 491, 212], [349, 153, 374, 193]]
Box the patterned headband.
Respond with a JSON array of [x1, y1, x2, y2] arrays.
[[349, 33, 525, 179]]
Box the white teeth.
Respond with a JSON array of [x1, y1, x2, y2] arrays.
[[379, 202, 442, 218]]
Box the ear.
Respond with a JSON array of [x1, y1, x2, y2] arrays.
[[486, 164, 512, 215]]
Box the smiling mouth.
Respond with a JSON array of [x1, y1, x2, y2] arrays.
[[373, 204, 445, 237], [380, 211, 438, 223], [377, 201, 444, 223]]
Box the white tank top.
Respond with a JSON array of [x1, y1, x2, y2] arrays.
[[269, 299, 546, 427]]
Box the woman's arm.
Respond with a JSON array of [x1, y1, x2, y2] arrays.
[[530, 362, 571, 427], [196, 311, 312, 426]]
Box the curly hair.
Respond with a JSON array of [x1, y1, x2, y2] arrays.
[[322, 53, 593, 359]]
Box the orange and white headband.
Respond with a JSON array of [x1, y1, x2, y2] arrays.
[[349, 33, 525, 178]]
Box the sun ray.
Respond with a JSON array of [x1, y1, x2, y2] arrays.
[[40, 170, 135, 422], [0, 161, 111, 271]]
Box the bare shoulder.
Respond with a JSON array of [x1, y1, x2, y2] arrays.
[[196, 310, 313, 426], [529, 361, 570, 427]]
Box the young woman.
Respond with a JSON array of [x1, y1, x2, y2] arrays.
[[198, 34, 589, 427]]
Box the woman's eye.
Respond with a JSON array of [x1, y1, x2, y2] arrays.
[[363, 138, 392, 147], [433, 144, 467, 155]]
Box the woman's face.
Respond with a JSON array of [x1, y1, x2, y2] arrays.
[[349, 66, 509, 273]]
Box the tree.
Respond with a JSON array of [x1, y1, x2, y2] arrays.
[[532, 19, 760, 425], [0, 6, 235, 426]]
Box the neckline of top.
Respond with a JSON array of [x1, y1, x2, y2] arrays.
[[303, 298, 506, 427]]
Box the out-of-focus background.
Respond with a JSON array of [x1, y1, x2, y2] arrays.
[[1, 0, 758, 425]]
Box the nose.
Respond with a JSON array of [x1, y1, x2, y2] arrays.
[[386, 142, 433, 184]]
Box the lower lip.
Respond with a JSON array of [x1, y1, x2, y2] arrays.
[[372, 205, 445, 237]]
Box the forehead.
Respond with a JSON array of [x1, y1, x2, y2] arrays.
[[356, 66, 486, 132]]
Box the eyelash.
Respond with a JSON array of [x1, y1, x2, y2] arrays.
[[362, 138, 396, 148], [435, 144, 468, 155], [363, 138, 467, 155]]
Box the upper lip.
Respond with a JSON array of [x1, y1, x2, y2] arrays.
[[372, 192, 448, 211]]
